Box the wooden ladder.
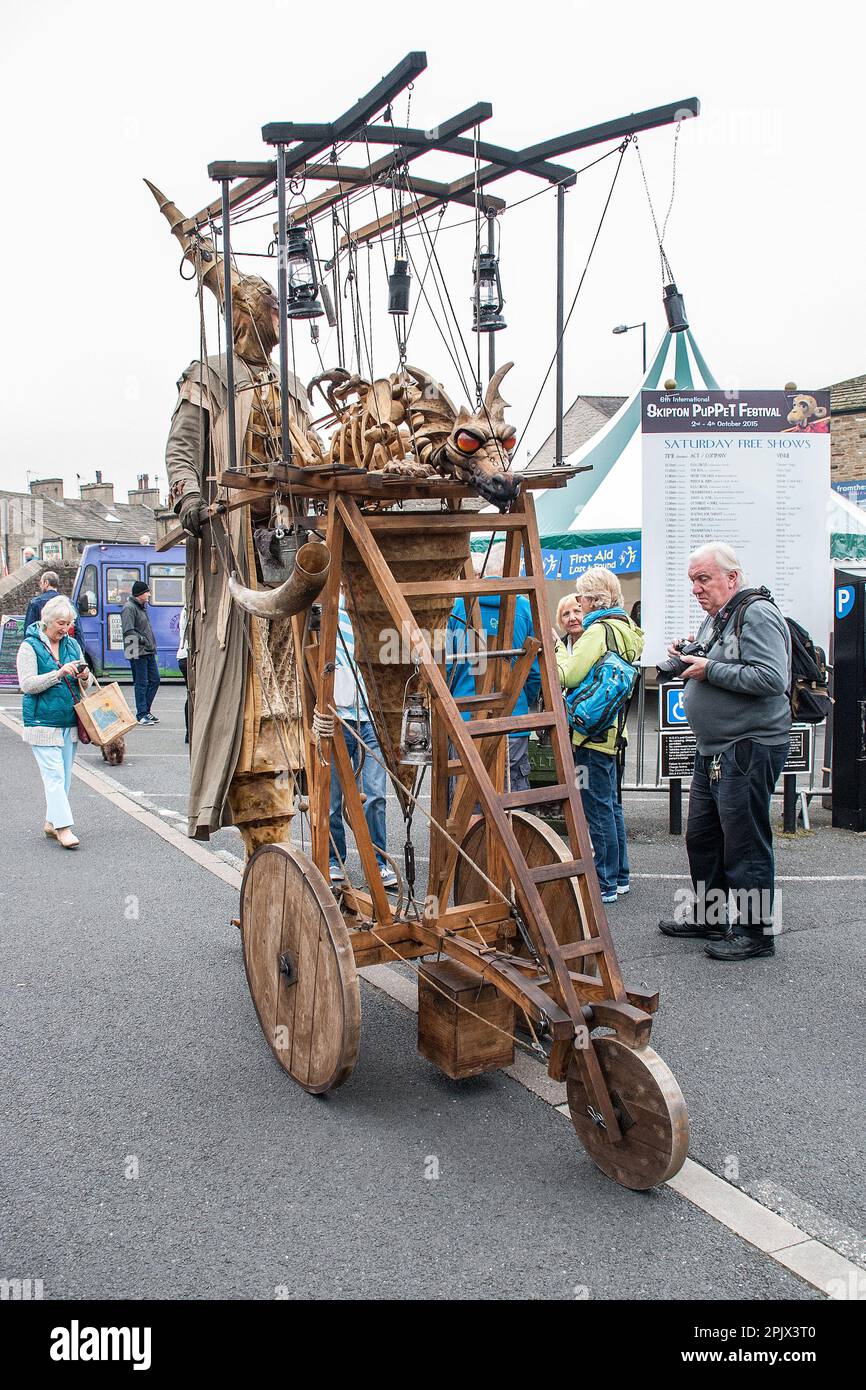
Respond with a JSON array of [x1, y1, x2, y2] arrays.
[[333, 490, 639, 1136]]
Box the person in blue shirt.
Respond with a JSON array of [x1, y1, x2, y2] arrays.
[[24, 572, 60, 632], [446, 547, 541, 794], [330, 597, 397, 888]]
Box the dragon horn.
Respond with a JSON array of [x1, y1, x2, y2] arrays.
[[228, 541, 331, 620], [483, 361, 513, 423], [144, 178, 241, 307]]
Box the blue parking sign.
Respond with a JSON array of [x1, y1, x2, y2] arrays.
[[835, 586, 855, 620]]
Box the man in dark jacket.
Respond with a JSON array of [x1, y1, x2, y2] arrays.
[[24, 572, 60, 632], [122, 581, 160, 725], [657, 542, 791, 961]]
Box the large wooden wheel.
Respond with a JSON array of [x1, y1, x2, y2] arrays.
[[566, 1038, 689, 1190], [241, 842, 361, 1094], [455, 810, 597, 971]]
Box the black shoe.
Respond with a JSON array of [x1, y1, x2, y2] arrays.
[[658, 919, 727, 941], [705, 931, 775, 961]]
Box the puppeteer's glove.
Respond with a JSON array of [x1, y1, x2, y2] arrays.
[[178, 492, 209, 538]]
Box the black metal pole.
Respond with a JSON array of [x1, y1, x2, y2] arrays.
[[486, 211, 496, 381], [275, 143, 293, 466], [219, 180, 238, 475], [555, 184, 565, 466], [669, 777, 682, 835], [783, 773, 797, 833]]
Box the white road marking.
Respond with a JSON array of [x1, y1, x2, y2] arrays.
[[1, 705, 860, 1297]]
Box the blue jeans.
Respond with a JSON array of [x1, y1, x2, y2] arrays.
[[329, 720, 388, 867], [573, 746, 629, 897], [31, 730, 77, 829], [130, 654, 160, 719]]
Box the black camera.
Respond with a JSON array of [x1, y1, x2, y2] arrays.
[[673, 638, 708, 658]]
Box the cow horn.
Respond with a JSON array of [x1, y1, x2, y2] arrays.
[[144, 178, 242, 307], [228, 541, 331, 619], [483, 361, 513, 423]]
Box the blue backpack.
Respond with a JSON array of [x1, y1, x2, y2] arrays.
[[564, 621, 639, 746]]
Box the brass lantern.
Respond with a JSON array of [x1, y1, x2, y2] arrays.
[[286, 226, 324, 320], [472, 249, 506, 333], [399, 682, 432, 766]]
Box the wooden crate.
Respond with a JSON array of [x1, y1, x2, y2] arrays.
[[417, 960, 515, 1080]]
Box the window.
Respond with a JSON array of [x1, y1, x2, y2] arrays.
[[78, 564, 98, 617], [148, 563, 185, 606], [41, 540, 63, 562], [106, 567, 140, 606]]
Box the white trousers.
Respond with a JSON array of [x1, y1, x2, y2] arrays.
[[31, 730, 77, 830]]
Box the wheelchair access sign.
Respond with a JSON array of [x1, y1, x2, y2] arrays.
[[660, 681, 689, 729]]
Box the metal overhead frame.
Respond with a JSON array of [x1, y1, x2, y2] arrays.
[[201, 52, 699, 470]]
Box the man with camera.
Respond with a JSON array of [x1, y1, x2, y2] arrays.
[[657, 542, 791, 960]]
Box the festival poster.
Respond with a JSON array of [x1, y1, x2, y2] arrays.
[[641, 389, 831, 666]]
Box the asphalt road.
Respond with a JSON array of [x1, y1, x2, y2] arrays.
[[1, 687, 863, 1300]]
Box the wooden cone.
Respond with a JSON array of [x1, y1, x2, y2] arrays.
[[341, 526, 471, 793]]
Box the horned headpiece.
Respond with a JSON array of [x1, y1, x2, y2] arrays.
[[145, 179, 278, 366]]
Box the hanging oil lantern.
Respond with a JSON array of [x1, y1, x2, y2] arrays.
[[662, 281, 688, 333], [286, 225, 324, 320], [400, 681, 432, 766], [472, 249, 506, 333]]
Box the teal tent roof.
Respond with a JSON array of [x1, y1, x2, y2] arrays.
[[534, 327, 719, 534]]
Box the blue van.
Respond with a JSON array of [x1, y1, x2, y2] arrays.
[[71, 542, 186, 679]]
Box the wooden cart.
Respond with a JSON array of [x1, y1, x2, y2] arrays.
[[236, 465, 688, 1191]]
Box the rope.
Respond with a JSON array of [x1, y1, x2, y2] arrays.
[[312, 706, 335, 765]]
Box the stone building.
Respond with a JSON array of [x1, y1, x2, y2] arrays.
[[529, 395, 626, 471], [0, 473, 163, 617], [826, 373, 866, 495]]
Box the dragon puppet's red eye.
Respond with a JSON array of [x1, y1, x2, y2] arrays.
[[501, 432, 517, 452], [455, 431, 482, 454]]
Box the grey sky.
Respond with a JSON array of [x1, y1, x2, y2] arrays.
[[3, 0, 862, 504]]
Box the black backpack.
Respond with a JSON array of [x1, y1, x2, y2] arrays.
[[731, 587, 830, 724]]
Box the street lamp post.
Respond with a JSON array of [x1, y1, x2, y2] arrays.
[[612, 321, 647, 374]]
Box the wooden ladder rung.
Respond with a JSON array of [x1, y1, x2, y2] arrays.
[[500, 783, 570, 810], [400, 578, 535, 597], [455, 692, 506, 710], [465, 713, 556, 738], [559, 939, 605, 960], [528, 858, 585, 884]]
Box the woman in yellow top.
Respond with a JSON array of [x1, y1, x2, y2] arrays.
[[556, 568, 644, 904]]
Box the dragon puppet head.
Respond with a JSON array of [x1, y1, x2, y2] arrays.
[[145, 179, 278, 366], [405, 362, 521, 510]]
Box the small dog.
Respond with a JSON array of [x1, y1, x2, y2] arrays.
[[101, 736, 126, 765]]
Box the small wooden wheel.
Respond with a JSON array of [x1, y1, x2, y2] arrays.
[[455, 810, 597, 971], [241, 842, 361, 1094], [566, 1037, 689, 1190]]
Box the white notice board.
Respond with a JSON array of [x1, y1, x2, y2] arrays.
[[641, 389, 831, 666]]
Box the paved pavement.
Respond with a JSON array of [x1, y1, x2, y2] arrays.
[[1, 687, 863, 1300]]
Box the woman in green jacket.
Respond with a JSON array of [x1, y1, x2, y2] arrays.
[[556, 568, 644, 903], [16, 595, 93, 849]]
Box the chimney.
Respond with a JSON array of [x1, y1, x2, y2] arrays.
[[29, 478, 64, 502], [80, 473, 115, 505], [127, 471, 161, 509]]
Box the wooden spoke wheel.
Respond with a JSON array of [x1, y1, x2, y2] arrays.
[[241, 842, 360, 1094], [566, 1038, 689, 1190], [455, 810, 597, 972]]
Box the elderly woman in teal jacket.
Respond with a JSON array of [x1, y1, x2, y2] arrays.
[[556, 567, 644, 904], [16, 595, 93, 849]]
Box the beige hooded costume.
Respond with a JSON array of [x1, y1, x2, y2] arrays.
[[148, 181, 309, 853]]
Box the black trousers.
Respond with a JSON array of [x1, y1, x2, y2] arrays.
[[686, 739, 788, 929]]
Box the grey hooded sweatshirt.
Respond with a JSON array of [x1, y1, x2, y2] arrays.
[[658, 596, 792, 755]]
